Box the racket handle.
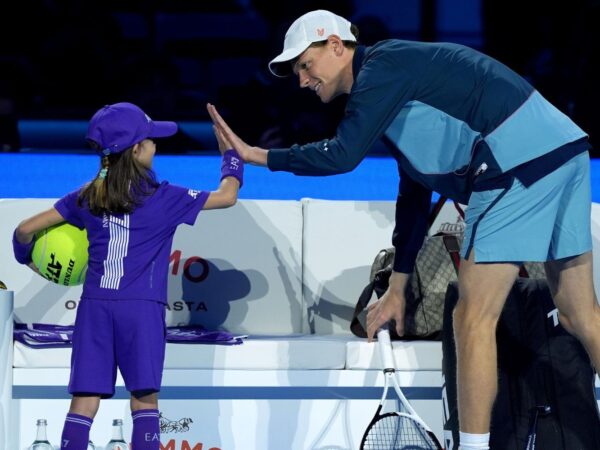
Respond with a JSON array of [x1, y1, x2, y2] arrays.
[[376, 327, 395, 371]]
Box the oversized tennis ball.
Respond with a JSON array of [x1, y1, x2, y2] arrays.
[[32, 223, 89, 286]]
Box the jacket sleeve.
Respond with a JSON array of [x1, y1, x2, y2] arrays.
[[268, 45, 416, 175], [392, 166, 431, 273]]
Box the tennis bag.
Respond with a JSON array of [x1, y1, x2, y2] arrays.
[[351, 234, 461, 340], [350, 198, 464, 340], [442, 278, 600, 450]]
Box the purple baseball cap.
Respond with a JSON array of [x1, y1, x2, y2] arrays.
[[86, 102, 178, 154]]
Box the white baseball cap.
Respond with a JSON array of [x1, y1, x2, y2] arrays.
[[268, 10, 356, 77]]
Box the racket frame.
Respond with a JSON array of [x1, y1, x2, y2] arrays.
[[359, 327, 442, 449]]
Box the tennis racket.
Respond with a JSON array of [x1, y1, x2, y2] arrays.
[[524, 405, 551, 450], [360, 327, 442, 450]]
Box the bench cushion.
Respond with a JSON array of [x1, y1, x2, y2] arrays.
[[13, 335, 348, 370], [345, 339, 443, 370]]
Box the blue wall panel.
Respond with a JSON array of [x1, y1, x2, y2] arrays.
[[2, 153, 599, 202]]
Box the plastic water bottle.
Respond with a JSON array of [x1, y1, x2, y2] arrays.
[[105, 419, 128, 449], [29, 419, 54, 450]]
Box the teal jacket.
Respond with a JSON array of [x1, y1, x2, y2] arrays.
[[267, 40, 589, 272]]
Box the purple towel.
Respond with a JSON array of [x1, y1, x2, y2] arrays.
[[14, 323, 244, 348]]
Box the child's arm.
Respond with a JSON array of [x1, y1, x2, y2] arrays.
[[13, 207, 65, 269], [203, 125, 244, 210]]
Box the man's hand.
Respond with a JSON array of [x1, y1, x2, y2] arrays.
[[366, 271, 410, 341], [213, 124, 233, 155], [207, 103, 268, 166]]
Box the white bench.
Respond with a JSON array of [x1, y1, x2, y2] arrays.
[[5, 199, 600, 448]]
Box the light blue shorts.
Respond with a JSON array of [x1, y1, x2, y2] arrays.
[[462, 152, 592, 263]]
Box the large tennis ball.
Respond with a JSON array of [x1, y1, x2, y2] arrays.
[[31, 223, 89, 286]]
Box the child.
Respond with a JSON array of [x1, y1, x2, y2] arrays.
[[12, 102, 244, 449]]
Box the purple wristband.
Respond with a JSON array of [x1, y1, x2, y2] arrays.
[[221, 149, 244, 188], [12, 230, 35, 265]]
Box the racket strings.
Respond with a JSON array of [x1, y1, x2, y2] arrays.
[[362, 414, 438, 450]]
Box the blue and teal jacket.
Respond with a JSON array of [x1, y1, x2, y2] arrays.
[[267, 40, 589, 273]]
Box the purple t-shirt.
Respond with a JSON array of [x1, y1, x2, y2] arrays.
[[54, 181, 209, 304]]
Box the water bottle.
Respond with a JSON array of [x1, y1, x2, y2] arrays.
[[29, 419, 54, 450], [105, 419, 128, 450]]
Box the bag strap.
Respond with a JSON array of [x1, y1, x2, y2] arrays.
[[431, 196, 463, 275], [427, 196, 447, 230], [442, 234, 462, 274]]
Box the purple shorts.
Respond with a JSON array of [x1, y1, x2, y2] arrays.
[[69, 298, 166, 397]]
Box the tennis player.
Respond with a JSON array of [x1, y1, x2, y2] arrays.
[[12, 102, 244, 449], [207, 10, 600, 450]]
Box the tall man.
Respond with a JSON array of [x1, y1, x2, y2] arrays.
[[207, 10, 600, 449]]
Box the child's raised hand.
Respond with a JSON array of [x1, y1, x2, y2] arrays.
[[207, 103, 269, 166], [213, 124, 232, 155]]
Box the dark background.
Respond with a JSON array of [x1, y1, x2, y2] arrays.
[[0, 0, 598, 155]]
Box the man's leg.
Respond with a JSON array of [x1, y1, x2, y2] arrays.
[[453, 253, 519, 436], [545, 252, 600, 370]]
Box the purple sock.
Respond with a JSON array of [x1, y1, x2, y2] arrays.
[[132, 409, 161, 449], [61, 413, 93, 450]]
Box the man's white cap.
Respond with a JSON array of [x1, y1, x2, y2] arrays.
[[268, 10, 356, 77]]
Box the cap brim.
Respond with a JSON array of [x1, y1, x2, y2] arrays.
[[149, 121, 178, 138], [268, 44, 311, 77]]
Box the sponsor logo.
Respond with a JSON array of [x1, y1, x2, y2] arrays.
[[317, 28, 325, 36], [437, 220, 465, 234], [159, 412, 194, 433], [43, 253, 63, 283], [547, 308, 559, 327], [63, 258, 76, 286], [474, 162, 488, 177], [188, 189, 201, 199], [146, 432, 160, 441], [160, 441, 220, 450], [170, 250, 209, 282], [166, 301, 208, 312]]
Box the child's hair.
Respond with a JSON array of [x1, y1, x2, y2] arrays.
[[78, 141, 158, 215]]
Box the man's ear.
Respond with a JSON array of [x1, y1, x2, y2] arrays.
[[328, 35, 344, 55]]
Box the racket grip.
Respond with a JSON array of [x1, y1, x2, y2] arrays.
[[377, 327, 395, 371]]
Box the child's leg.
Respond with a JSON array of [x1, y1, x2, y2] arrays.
[[61, 395, 100, 450], [131, 391, 161, 449]]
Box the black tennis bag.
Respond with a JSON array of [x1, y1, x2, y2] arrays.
[[442, 278, 600, 450]]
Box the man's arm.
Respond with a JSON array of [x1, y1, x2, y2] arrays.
[[208, 46, 415, 176], [392, 166, 432, 273], [366, 165, 431, 340]]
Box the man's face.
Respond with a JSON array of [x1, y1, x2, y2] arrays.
[[292, 40, 345, 104]]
